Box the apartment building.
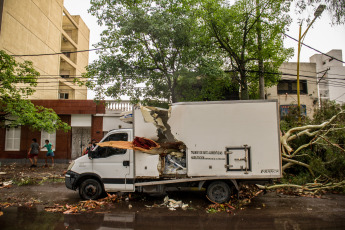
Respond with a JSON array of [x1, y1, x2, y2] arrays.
[[0, 0, 108, 161], [310, 49, 345, 105], [266, 62, 319, 118], [266, 50, 344, 118], [0, 0, 89, 99]]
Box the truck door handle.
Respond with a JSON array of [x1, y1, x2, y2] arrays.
[[123, 161, 130, 166]]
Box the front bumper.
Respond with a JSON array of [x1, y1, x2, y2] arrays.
[[65, 170, 80, 190]]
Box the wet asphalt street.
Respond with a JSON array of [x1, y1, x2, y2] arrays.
[[1, 183, 345, 230]]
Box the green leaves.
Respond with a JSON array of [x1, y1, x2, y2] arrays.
[[87, 0, 293, 102], [87, 0, 215, 103], [0, 50, 70, 132], [195, 0, 293, 99]]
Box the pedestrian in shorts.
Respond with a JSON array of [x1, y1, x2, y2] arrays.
[[41, 139, 55, 167], [28, 138, 39, 168]]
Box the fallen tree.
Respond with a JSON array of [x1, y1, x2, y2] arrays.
[[262, 102, 345, 194]]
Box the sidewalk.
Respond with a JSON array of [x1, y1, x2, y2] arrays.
[[0, 162, 69, 182]]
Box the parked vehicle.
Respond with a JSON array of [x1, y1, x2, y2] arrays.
[[65, 100, 281, 203]]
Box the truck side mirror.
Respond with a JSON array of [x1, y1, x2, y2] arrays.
[[88, 149, 98, 159]]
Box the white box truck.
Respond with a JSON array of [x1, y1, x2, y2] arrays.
[[65, 100, 281, 203]]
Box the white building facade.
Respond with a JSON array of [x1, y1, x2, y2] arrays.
[[310, 50, 345, 105]]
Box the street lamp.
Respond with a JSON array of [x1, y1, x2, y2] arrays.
[[296, 4, 326, 122]]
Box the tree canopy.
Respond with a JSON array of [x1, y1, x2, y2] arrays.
[[0, 50, 70, 133], [194, 0, 293, 99], [87, 0, 218, 103], [86, 0, 293, 102]]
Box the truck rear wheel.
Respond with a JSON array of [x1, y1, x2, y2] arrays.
[[79, 178, 103, 200], [207, 181, 231, 203]]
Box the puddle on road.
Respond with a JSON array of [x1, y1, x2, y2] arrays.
[[1, 205, 345, 230]]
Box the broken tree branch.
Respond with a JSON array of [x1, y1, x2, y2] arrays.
[[282, 158, 315, 177], [257, 180, 345, 193]]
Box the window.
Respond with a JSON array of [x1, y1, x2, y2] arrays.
[[104, 133, 128, 142], [91, 133, 128, 158], [41, 131, 56, 151], [5, 127, 21, 151], [277, 80, 308, 94], [59, 92, 69, 99]]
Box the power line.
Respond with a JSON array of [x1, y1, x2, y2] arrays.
[[16, 70, 345, 88], [279, 66, 345, 78], [8, 34, 344, 67], [17, 70, 345, 81], [283, 33, 345, 65], [11, 47, 105, 57]]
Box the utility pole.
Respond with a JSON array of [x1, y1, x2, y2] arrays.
[[296, 4, 325, 123]]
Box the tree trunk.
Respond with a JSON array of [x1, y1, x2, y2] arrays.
[[256, 0, 265, 99], [240, 67, 249, 100], [240, 76, 249, 100]]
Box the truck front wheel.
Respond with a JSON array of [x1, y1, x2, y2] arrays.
[[207, 181, 231, 203], [79, 178, 103, 200]]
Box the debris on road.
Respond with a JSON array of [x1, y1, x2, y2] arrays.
[[0, 181, 12, 189], [0, 202, 13, 209], [0, 163, 68, 184], [145, 196, 189, 211], [45, 193, 123, 214], [206, 185, 264, 214]]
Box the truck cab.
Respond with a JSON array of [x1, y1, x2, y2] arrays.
[[65, 129, 135, 200]]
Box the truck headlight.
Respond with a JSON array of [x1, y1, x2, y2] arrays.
[[67, 160, 75, 171]]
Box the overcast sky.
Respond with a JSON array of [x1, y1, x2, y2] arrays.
[[64, 0, 345, 99]]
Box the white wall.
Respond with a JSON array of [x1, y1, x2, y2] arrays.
[[102, 116, 133, 132], [71, 114, 91, 127]]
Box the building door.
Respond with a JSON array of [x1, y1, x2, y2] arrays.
[[72, 127, 91, 159]]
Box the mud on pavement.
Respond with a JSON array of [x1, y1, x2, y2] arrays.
[[1, 163, 345, 230]]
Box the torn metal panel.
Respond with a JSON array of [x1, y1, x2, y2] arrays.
[[140, 106, 175, 143], [133, 105, 189, 177]]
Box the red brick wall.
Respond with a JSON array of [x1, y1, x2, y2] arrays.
[[55, 115, 72, 159], [0, 100, 106, 160], [91, 116, 103, 142], [0, 115, 72, 159], [0, 126, 40, 159], [31, 100, 105, 114]]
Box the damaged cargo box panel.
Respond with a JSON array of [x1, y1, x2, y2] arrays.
[[134, 106, 161, 178], [133, 100, 281, 179]]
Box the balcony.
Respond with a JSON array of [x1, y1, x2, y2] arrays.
[[106, 100, 132, 113]]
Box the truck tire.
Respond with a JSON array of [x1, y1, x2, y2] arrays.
[[207, 181, 231, 203], [79, 178, 103, 200]]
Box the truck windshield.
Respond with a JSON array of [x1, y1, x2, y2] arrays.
[[91, 132, 128, 158]]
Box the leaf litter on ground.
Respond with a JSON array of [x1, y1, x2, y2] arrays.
[[206, 185, 264, 214], [44, 193, 123, 214]]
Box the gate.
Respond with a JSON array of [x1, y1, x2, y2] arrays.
[[71, 127, 91, 159]]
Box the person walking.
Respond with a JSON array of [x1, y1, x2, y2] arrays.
[[28, 138, 39, 168], [41, 139, 54, 167]]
